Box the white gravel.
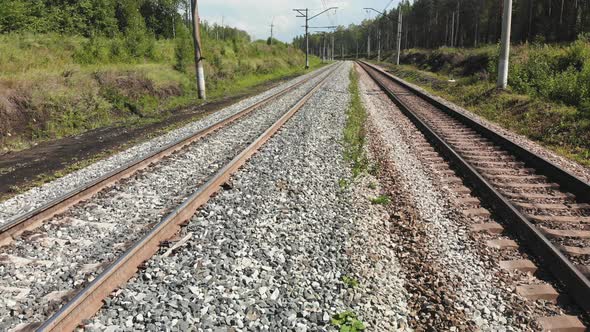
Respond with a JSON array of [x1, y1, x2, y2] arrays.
[[0, 66, 332, 226], [358, 66, 526, 331]]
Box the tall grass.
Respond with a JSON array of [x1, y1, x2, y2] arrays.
[[344, 67, 368, 177], [0, 33, 320, 151]]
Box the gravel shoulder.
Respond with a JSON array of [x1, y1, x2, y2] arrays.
[[0, 66, 331, 226], [373, 63, 590, 184], [84, 62, 412, 331]]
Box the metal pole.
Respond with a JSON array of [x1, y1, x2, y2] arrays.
[[396, 10, 402, 65], [331, 33, 334, 61], [497, 0, 512, 89], [190, 0, 206, 99], [305, 9, 309, 69]]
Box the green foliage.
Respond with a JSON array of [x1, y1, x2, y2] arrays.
[[370, 195, 391, 205], [344, 68, 368, 177], [73, 31, 156, 64], [174, 24, 193, 73], [331, 311, 366, 332], [338, 178, 349, 189], [341, 275, 359, 288], [0, 0, 119, 36]]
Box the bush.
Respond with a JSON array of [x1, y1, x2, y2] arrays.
[[174, 24, 193, 73]]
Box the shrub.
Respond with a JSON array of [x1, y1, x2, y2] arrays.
[[174, 24, 193, 73]]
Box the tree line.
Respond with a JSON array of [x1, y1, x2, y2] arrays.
[[0, 0, 250, 42], [293, 0, 590, 58]]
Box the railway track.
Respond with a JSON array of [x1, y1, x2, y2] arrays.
[[0, 63, 341, 331], [359, 61, 590, 327]]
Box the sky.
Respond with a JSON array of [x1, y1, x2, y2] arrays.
[[197, 0, 401, 42]]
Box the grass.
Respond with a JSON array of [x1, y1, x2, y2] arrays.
[[343, 67, 369, 177], [331, 311, 366, 332], [341, 275, 359, 288], [370, 195, 391, 205], [0, 33, 324, 152]]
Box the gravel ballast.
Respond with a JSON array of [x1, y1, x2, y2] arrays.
[[0, 66, 336, 331], [0, 66, 332, 226], [85, 62, 411, 331]]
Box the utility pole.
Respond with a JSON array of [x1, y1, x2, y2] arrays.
[[331, 32, 334, 61], [190, 0, 206, 99], [294, 7, 337, 69], [497, 0, 512, 89], [396, 8, 402, 65], [270, 18, 275, 45]]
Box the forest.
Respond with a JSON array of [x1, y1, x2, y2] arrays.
[[294, 0, 590, 57]]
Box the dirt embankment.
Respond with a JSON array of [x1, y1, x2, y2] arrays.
[[399, 49, 492, 78], [0, 70, 183, 151]]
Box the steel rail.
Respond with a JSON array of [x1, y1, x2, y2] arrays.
[[37, 63, 342, 332], [0, 64, 334, 247], [358, 60, 590, 313]]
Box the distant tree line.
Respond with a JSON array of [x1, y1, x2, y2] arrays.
[[0, 0, 250, 42], [294, 0, 590, 57]]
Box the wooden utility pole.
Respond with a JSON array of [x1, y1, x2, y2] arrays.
[[191, 0, 206, 99], [497, 0, 512, 89]]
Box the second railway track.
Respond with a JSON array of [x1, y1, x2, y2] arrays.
[[0, 63, 341, 331], [359, 61, 590, 321]]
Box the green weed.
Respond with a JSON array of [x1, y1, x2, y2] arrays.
[[341, 275, 359, 288], [344, 68, 368, 177], [331, 311, 366, 332], [370, 195, 391, 205], [338, 178, 349, 189]]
